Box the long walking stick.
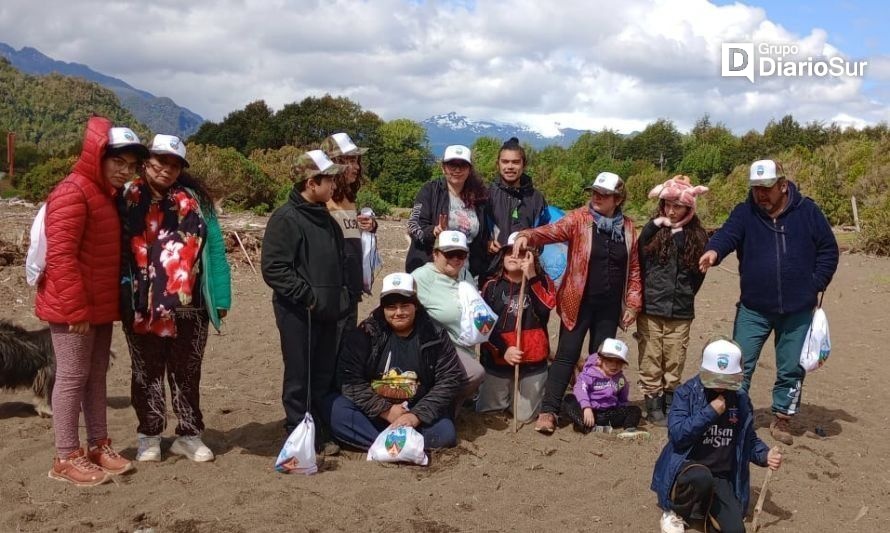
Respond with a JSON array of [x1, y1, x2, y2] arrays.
[[512, 269, 528, 433], [752, 446, 781, 531]]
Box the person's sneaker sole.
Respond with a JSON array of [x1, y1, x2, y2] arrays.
[[136, 450, 161, 462], [170, 440, 215, 462], [47, 469, 110, 487]]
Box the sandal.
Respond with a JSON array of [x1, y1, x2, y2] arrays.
[[534, 413, 557, 434]]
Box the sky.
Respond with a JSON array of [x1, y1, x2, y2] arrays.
[[1, 0, 888, 136]]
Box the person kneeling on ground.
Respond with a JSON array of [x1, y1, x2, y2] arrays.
[[651, 339, 783, 533], [329, 273, 468, 450], [561, 338, 648, 439]]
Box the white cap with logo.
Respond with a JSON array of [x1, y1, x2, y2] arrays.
[[598, 337, 629, 363], [435, 230, 469, 252], [380, 272, 416, 298], [700, 339, 744, 390], [587, 172, 622, 194], [749, 159, 783, 188], [107, 127, 149, 158], [150, 134, 189, 167], [443, 145, 472, 164]]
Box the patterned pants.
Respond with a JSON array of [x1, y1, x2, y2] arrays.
[[49, 323, 113, 455], [123, 310, 209, 437]]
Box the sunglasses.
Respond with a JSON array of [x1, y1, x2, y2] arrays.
[[441, 250, 468, 260]]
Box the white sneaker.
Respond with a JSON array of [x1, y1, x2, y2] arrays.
[[660, 511, 686, 533], [136, 434, 162, 462], [170, 435, 214, 462]]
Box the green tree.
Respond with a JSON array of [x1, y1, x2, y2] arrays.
[[370, 119, 433, 207], [621, 119, 683, 172], [470, 136, 501, 183]]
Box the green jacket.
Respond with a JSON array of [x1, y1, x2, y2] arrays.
[[201, 209, 232, 332]]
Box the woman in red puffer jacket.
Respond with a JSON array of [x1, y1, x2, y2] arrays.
[[35, 116, 148, 487]]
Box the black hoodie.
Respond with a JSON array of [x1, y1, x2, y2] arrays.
[[486, 174, 550, 246], [261, 185, 348, 321]]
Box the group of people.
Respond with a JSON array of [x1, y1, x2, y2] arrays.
[[36, 116, 232, 487], [34, 117, 839, 532]]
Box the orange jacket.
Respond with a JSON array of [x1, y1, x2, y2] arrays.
[[35, 116, 121, 325], [519, 207, 642, 331]]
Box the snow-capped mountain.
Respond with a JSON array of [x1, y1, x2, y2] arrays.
[[421, 112, 588, 152]]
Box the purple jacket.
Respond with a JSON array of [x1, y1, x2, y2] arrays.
[[573, 355, 629, 410]]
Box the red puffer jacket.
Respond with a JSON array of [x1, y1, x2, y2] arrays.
[[35, 116, 121, 325]]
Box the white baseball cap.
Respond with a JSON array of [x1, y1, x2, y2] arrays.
[[150, 134, 189, 167], [586, 172, 622, 195], [380, 272, 416, 298], [506, 231, 520, 247], [749, 159, 783, 188], [700, 339, 744, 390], [435, 230, 469, 252], [107, 127, 149, 158], [598, 337, 629, 363], [443, 145, 472, 165], [322, 132, 368, 158]]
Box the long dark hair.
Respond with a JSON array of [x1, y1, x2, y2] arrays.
[[457, 167, 487, 208], [172, 170, 215, 215], [643, 206, 708, 270], [330, 156, 363, 203]]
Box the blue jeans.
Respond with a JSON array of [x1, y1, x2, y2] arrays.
[[327, 394, 457, 450], [732, 302, 812, 415]]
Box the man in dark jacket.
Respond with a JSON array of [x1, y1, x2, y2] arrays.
[[329, 272, 467, 450], [486, 137, 550, 254], [651, 339, 782, 533], [699, 159, 839, 445], [261, 150, 349, 453]]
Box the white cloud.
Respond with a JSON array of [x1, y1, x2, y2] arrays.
[[0, 0, 886, 134]]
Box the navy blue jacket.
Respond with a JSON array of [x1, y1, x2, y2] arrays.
[[706, 181, 839, 314], [651, 376, 770, 513]]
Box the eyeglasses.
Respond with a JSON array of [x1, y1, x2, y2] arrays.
[[442, 250, 468, 260], [108, 156, 138, 175], [444, 161, 471, 170]]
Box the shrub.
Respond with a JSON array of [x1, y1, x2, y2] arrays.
[[15, 156, 77, 202]]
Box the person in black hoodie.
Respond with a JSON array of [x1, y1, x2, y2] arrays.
[[261, 150, 349, 453], [330, 273, 467, 450], [405, 144, 489, 277], [485, 137, 550, 254]]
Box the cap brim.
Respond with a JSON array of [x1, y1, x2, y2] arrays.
[[317, 163, 345, 176], [443, 157, 472, 164], [437, 245, 469, 252], [150, 149, 189, 167], [587, 185, 617, 195], [750, 179, 778, 188], [599, 352, 628, 364], [110, 143, 150, 159], [345, 147, 369, 156], [380, 289, 415, 299], [699, 370, 743, 390]]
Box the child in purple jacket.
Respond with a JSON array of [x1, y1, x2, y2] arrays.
[[562, 338, 649, 439]]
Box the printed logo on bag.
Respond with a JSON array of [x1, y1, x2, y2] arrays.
[[473, 304, 495, 334], [385, 428, 408, 457], [717, 355, 729, 370], [755, 165, 765, 176]]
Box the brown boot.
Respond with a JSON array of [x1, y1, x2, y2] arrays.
[[770, 414, 794, 445], [48, 449, 111, 487], [87, 438, 134, 474]]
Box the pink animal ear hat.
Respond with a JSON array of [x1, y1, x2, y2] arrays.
[[648, 175, 709, 227]]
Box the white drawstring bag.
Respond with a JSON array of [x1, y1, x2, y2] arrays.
[[274, 413, 318, 475], [457, 281, 498, 345], [274, 315, 319, 475], [25, 204, 47, 286], [800, 305, 831, 373], [366, 426, 428, 466]]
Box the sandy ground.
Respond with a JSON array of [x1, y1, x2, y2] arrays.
[[1, 204, 888, 532]]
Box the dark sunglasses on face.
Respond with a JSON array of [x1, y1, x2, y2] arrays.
[[442, 250, 468, 260]]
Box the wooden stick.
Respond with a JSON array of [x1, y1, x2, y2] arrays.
[[512, 263, 529, 433], [752, 446, 780, 531], [233, 230, 258, 276], [851, 195, 861, 233]]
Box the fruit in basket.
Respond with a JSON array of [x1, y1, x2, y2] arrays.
[[372, 369, 419, 400]]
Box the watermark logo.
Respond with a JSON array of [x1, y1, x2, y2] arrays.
[[722, 42, 867, 83]]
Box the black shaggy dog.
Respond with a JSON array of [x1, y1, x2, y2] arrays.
[[0, 320, 55, 417]]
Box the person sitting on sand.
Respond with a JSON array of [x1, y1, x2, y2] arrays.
[[328, 273, 467, 450], [561, 338, 648, 439], [651, 338, 783, 533]]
